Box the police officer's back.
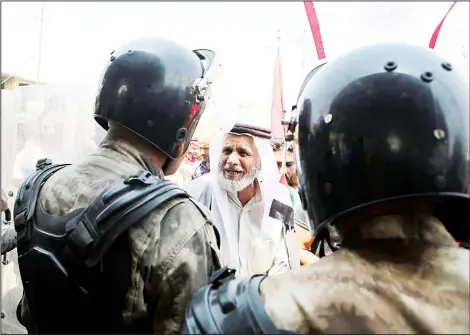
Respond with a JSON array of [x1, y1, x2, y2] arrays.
[[182, 44, 469, 334], [14, 38, 221, 334]]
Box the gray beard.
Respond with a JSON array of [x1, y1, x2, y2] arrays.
[[218, 164, 258, 193]]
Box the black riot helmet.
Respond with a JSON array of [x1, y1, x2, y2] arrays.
[[94, 37, 218, 162], [293, 43, 469, 242]]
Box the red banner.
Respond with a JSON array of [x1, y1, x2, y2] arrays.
[[304, 1, 326, 60], [429, 1, 458, 49], [270, 40, 286, 139]]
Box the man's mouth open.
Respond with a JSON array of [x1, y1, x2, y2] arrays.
[[224, 169, 243, 179]]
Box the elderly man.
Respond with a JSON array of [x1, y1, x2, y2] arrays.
[[184, 123, 299, 276]]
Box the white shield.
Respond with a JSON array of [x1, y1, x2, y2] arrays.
[[1, 83, 105, 333]]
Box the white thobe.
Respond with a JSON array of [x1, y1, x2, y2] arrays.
[[185, 174, 294, 276]]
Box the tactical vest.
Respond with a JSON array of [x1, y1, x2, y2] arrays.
[[182, 266, 295, 334], [14, 158, 190, 334]]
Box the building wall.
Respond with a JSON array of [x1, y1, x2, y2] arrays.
[[1, 77, 36, 90]]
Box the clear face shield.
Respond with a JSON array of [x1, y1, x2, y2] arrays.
[[181, 49, 221, 152], [291, 61, 327, 198], [167, 48, 227, 182], [1, 83, 104, 332], [192, 49, 234, 143]]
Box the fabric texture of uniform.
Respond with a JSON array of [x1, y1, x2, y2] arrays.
[[19, 132, 221, 334], [259, 215, 470, 334], [1, 222, 17, 255], [1, 190, 9, 212]]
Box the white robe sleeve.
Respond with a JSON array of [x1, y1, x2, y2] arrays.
[[183, 173, 213, 209]]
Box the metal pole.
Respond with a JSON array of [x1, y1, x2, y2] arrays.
[[36, 2, 45, 84]]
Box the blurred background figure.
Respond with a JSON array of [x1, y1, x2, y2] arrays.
[[178, 140, 201, 182], [11, 122, 46, 189], [191, 141, 211, 180], [270, 138, 318, 265], [271, 138, 299, 190]]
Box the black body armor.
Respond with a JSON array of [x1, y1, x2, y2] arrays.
[[182, 267, 294, 334], [14, 158, 189, 334]]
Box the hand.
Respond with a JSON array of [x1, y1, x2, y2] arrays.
[[1, 190, 9, 212], [300, 249, 320, 265]]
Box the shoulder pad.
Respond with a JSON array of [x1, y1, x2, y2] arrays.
[[14, 159, 70, 242], [188, 197, 221, 249], [65, 170, 190, 267], [182, 267, 294, 334]]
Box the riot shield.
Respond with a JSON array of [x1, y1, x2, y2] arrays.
[[1, 88, 25, 334], [1, 83, 102, 334]]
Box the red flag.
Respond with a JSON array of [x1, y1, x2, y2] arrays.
[[429, 1, 458, 49], [304, 1, 326, 60], [270, 37, 286, 139]]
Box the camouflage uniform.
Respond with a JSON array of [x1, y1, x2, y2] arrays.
[[1, 190, 8, 212], [1, 222, 17, 255], [260, 215, 470, 334], [1, 189, 16, 255], [20, 133, 221, 334], [181, 43, 470, 335]]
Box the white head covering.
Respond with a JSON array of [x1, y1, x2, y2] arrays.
[[208, 123, 297, 272]]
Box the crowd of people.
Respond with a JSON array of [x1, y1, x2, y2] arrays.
[[1, 38, 469, 334]]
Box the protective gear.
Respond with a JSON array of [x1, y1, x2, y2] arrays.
[[309, 224, 341, 258], [1, 83, 111, 335], [257, 214, 470, 334], [182, 44, 470, 335], [295, 61, 326, 101], [458, 241, 470, 250], [293, 43, 469, 241], [14, 159, 190, 334], [94, 37, 218, 162], [182, 267, 293, 335]]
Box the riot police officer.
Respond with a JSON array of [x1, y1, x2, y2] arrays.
[[14, 38, 221, 334], [181, 43, 470, 334]]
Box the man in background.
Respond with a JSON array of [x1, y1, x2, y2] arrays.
[[191, 141, 211, 180], [271, 139, 318, 265]]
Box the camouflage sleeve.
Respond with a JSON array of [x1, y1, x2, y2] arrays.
[[1, 222, 17, 255], [1, 189, 9, 212], [150, 203, 219, 334]]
